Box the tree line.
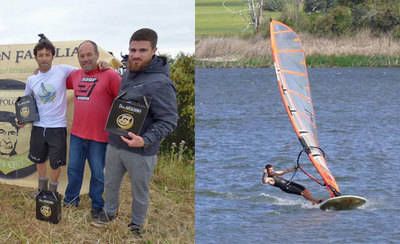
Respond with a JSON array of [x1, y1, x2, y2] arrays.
[[260, 0, 400, 37]]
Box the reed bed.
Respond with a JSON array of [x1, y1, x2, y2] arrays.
[[196, 31, 400, 67]]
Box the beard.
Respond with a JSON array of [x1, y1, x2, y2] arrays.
[[128, 58, 152, 72]]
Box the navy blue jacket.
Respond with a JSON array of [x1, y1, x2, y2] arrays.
[[109, 56, 178, 156]]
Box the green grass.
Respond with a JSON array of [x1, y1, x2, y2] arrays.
[[154, 142, 194, 203], [0, 149, 194, 243], [196, 57, 272, 67], [196, 55, 400, 68], [307, 55, 400, 67], [196, 0, 281, 36], [196, 0, 250, 36]]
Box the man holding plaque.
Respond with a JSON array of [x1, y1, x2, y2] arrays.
[[22, 38, 75, 194], [93, 28, 178, 236], [63, 40, 121, 220]]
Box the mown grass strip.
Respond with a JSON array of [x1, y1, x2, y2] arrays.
[[196, 55, 400, 68]]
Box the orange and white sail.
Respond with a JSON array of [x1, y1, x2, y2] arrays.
[[270, 20, 340, 197]]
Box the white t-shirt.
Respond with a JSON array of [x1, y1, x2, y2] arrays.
[[24, 64, 76, 128]]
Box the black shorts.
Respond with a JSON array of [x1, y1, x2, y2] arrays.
[[281, 182, 306, 195], [28, 126, 67, 169]]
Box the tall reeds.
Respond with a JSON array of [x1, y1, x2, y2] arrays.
[[196, 30, 400, 67]]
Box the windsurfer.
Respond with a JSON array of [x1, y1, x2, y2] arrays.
[[262, 164, 323, 205]]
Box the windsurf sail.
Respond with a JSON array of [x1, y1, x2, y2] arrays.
[[269, 20, 340, 198]]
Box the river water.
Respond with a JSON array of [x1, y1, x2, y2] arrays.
[[195, 68, 400, 243]]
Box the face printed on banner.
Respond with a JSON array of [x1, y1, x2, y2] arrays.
[[128, 40, 156, 72], [78, 42, 99, 71], [35, 48, 54, 73], [0, 121, 18, 156]]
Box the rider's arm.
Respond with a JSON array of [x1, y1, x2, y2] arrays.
[[273, 167, 296, 176], [262, 172, 267, 184]]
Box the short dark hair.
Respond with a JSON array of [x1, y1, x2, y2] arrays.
[[265, 164, 273, 169], [129, 28, 158, 49], [0, 111, 18, 131], [78, 40, 99, 55], [33, 39, 55, 57]]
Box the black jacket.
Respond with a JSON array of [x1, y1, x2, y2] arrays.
[[109, 56, 178, 156]]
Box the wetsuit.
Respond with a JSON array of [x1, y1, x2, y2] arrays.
[[272, 176, 305, 195]]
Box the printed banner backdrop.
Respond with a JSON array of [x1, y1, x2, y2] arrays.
[[0, 40, 121, 194]]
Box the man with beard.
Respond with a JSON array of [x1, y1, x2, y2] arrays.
[[92, 28, 178, 237]]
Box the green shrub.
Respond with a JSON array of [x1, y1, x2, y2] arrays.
[[304, 0, 329, 13], [310, 14, 335, 36], [330, 5, 352, 35], [273, 0, 400, 36], [260, 21, 271, 39], [370, 8, 400, 33], [279, 1, 311, 31], [264, 0, 285, 11], [336, 0, 367, 7], [309, 5, 352, 36], [392, 25, 400, 39], [161, 54, 194, 156], [351, 3, 371, 29]]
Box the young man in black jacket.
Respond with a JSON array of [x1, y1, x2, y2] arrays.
[[93, 28, 178, 236]]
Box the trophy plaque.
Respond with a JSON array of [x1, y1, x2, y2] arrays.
[[106, 96, 150, 136], [36, 191, 62, 224], [15, 95, 39, 123]]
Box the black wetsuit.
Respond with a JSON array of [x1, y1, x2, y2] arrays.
[[272, 176, 305, 195]]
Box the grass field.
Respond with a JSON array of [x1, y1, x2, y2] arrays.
[[196, 0, 280, 36], [0, 151, 194, 243], [196, 0, 249, 36]]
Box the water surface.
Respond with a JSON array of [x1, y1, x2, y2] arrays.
[[195, 68, 400, 243]]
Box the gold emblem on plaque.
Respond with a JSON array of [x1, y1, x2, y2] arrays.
[[20, 106, 30, 118], [116, 114, 134, 130], [40, 205, 52, 217]]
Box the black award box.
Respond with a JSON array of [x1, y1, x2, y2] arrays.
[[15, 95, 40, 123], [36, 191, 62, 224], [106, 95, 150, 136]]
